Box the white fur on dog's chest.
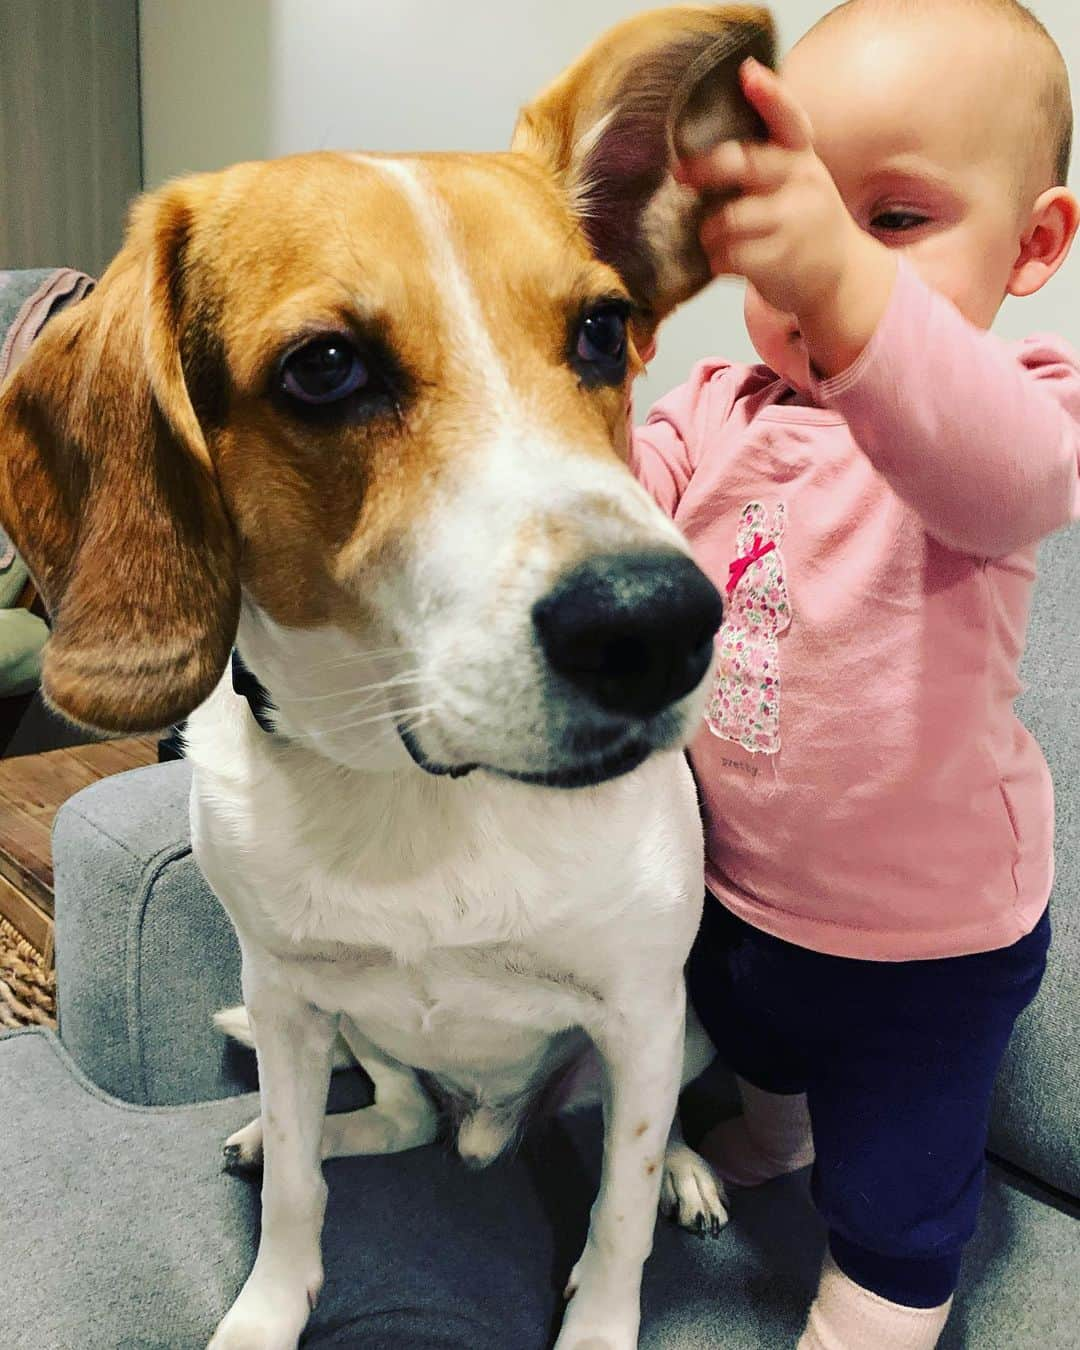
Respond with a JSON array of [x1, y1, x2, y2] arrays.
[[189, 687, 700, 946], [187, 686, 702, 1079], [288, 951, 596, 1082]]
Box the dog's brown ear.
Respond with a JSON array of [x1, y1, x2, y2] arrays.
[[513, 4, 775, 329], [0, 180, 240, 733]]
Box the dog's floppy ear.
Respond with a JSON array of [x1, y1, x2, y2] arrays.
[[513, 4, 775, 329], [0, 179, 240, 733]]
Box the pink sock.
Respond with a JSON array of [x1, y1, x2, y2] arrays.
[[698, 1076, 815, 1186], [798, 1254, 953, 1349]]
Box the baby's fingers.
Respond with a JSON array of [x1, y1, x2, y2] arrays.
[[700, 197, 776, 253], [740, 58, 814, 152], [675, 140, 791, 196]]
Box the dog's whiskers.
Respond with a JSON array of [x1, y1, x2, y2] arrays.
[[294, 677, 430, 731], [305, 645, 413, 673], [309, 702, 440, 737], [304, 646, 474, 680], [288, 670, 428, 704]]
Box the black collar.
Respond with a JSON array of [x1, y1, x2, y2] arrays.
[[232, 650, 277, 734]]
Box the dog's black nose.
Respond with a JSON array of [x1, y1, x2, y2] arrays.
[[532, 550, 723, 720]]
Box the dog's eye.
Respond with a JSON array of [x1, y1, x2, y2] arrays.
[[577, 306, 627, 365], [572, 303, 630, 386], [280, 339, 369, 405]]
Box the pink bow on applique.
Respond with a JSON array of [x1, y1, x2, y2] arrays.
[[726, 534, 776, 595]]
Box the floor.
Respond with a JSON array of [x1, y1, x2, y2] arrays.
[[0, 734, 158, 974]]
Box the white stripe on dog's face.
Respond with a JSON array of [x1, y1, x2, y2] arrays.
[[312, 156, 699, 781], [357, 156, 523, 435]]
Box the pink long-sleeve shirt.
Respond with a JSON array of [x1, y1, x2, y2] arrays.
[[632, 261, 1080, 959]]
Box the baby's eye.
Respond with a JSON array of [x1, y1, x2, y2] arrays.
[[870, 210, 930, 234]]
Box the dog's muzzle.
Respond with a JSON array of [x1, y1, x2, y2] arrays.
[[398, 548, 723, 789]]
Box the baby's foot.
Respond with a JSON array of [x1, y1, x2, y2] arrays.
[[698, 1081, 814, 1187]]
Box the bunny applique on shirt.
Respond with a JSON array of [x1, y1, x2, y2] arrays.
[[705, 501, 791, 755]]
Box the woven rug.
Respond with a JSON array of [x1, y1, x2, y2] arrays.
[[0, 915, 55, 1028]]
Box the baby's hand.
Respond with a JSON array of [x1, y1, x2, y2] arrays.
[[676, 59, 861, 316], [676, 59, 896, 376]]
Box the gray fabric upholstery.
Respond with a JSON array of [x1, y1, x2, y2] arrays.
[[1, 1029, 258, 1350], [1, 1026, 1076, 1349], [0, 268, 95, 383], [52, 761, 253, 1106], [992, 525, 1080, 1197], [0, 269, 59, 335]]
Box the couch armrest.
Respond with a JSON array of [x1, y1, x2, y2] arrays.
[[52, 761, 255, 1105], [992, 526, 1080, 1201]]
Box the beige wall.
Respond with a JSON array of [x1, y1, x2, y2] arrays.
[[140, 1, 1079, 403], [139, 0, 272, 187]]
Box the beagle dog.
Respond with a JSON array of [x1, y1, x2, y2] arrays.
[[0, 7, 774, 1348]]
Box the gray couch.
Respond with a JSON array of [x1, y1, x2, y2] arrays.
[[2, 527, 1078, 1349]]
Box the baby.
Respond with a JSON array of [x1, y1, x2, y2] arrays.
[[631, 1, 1079, 1346]]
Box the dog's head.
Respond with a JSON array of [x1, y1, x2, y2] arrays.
[[0, 5, 773, 786]]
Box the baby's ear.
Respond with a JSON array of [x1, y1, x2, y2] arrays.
[[513, 5, 775, 339], [0, 178, 240, 733]]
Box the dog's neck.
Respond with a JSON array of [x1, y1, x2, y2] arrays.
[[233, 602, 438, 778]]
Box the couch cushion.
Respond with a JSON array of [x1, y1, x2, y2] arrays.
[[1, 1028, 258, 1349], [994, 526, 1080, 1198], [1, 1027, 1076, 1349]]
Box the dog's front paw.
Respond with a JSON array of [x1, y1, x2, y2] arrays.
[[660, 1141, 729, 1237], [554, 1297, 640, 1350], [555, 1250, 640, 1350], [555, 1338, 637, 1350], [207, 1269, 320, 1350]]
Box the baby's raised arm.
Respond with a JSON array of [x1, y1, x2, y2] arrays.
[[813, 265, 1080, 558]]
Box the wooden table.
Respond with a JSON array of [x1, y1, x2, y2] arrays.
[[0, 736, 158, 966]]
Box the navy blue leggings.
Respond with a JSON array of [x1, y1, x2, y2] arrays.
[[688, 900, 1051, 1308]]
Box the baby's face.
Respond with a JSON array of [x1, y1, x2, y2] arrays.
[[748, 9, 1041, 390]]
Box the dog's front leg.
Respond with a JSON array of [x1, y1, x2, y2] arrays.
[[209, 966, 336, 1350], [555, 973, 686, 1350]]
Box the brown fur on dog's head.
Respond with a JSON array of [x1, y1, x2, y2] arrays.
[[0, 6, 773, 734]]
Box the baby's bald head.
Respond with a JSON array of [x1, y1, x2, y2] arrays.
[[794, 0, 1072, 195]]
